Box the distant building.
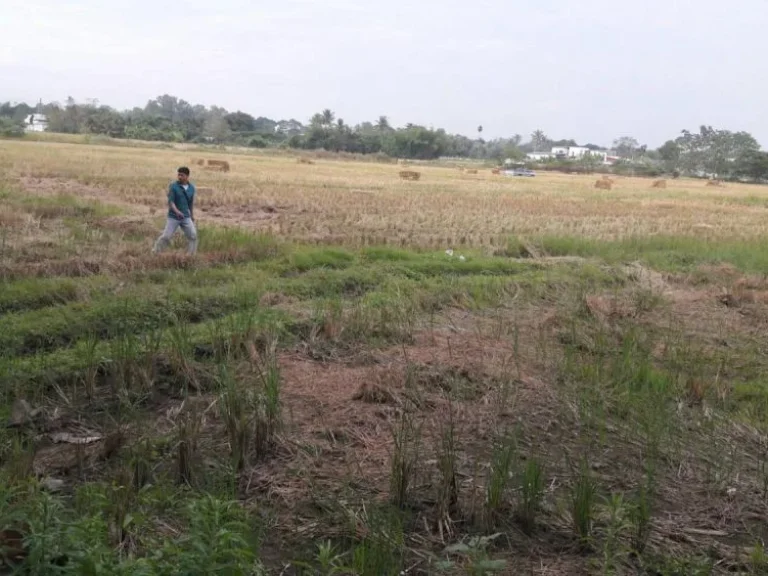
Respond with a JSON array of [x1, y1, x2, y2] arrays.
[[526, 146, 620, 166], [23, 113, 48, 133]]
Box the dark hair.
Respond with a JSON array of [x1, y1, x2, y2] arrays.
[[177, 166, 190, 175]]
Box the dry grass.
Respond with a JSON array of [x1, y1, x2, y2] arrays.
[[4, 140, 768, 247]]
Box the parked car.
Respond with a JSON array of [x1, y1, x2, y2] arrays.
[[505, 168, 536, 177]]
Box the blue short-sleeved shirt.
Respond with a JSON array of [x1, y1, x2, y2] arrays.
[[167, 181, 196, 219]]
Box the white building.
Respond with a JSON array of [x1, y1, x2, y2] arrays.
[[526, 152, 552, 161], [23, 114, 48, 133]]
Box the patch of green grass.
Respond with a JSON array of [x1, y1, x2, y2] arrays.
[[538, 234, 768, 273], [17, 193, 122, 220], [0, 276, 112, 314], [198, 226, 283, 260], [729, 380, 768, 424], [0, 307, 293, 392], [290, 246, 356, 271], [0, 282, 266, 358], [0, 478, 263, 574], [361, 246, 423, 262]]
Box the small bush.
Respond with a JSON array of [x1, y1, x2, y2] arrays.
[[0, 118, 25, 138]]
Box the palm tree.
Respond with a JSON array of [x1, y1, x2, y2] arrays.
[[321, 109, 335, 127], [376, 115, 391, 131], [532, 129, 547, 152]]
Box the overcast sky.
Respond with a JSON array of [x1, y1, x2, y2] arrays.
[[2, 0, 766, 147]]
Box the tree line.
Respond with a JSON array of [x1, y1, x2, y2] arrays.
[[1, 95, 767, 181]]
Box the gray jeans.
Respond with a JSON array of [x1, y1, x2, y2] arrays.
[[153, 217, 198, 255]]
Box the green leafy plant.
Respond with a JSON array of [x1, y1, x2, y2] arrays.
[[438, 533, 507, 576]]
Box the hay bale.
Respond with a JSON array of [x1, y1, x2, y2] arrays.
[[399, 170, 421, 181], [203, 159, 230, 172], [652, 179, 667, 189], [595, 179, 613, 190], [464, 168, 478, 175], [297, 158, 314, 165], [491, 168, 501, 174], [706, 180, 724, 187]]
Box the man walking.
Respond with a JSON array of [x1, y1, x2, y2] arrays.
[[153, 166, 198, 255]]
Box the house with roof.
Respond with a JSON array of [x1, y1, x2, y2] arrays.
[[23, 113, 48, 133]]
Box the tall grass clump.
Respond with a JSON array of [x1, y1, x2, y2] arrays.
[[570, 459, 598, 548], [347, 505, 405, 576], [176, 404, 203, 485], [484, 431, 516, 527], [516, 457, 545, 534], [389, 404, 422, 509], [435, 402, 459, 538], [219, 341, 282, 469]]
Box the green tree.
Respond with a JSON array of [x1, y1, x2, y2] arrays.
[[675, 126, 760, 177], [733, 150, 768, 181], [83, 106, 126, 137], [225, 111, 256, 132], [579, 152, 601, 172], [203, 109, 232, 142], [0, 116, 25, 137], [613, 136, 639, 159], [657, 140, 681, 173], [376, 115, 391, 131]]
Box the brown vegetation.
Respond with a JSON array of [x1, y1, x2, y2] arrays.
[[203, 159, 231, 172], [398, 170, 421, 181], [595, 178, 613, 190], [297, 158, 314, 165], [652, 179, 667, 189]]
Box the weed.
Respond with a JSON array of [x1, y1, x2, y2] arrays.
[[311, 539, 346, 575], [175, 404, 203, 486], [346, 505, 405, 576], [81, 332, 100, 400], [435, 401, 459, 539], [253, 342, 282, 458], [628, 480, 654, 555], [485, 431, 516, 526], [438, 533, 507, 575], [751, 542, 768, 575], [172, 495, 262, 574], [389, 405, 422, 509], [601, 493, 630, 575], [571, 459, 598, 548], [168, 318, 198, 393], [219, 368, 252, 471], [516, 457, 545, 535]]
